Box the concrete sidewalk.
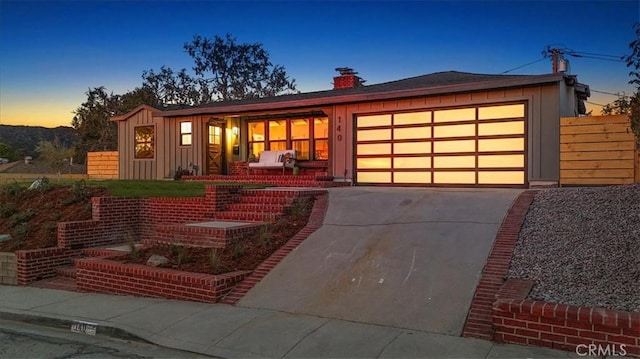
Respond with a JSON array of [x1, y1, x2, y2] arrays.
[[0, 285, 579, 358]]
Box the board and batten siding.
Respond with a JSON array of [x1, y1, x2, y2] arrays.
[[117, 108, 157, 180], [158, 115, 204, 179], [560, 115, 636, 185], [331, 84, 561, 183]]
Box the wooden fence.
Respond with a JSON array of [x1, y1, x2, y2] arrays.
[[87, 151, 119, 179], [560, 115, 637, 186]]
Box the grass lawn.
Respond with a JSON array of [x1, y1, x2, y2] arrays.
[[3, 179, 265, 198]]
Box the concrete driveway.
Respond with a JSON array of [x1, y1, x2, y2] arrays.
[[238, 187, 521, 335]]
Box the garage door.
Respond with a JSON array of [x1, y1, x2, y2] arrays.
[[355, 103, 526, 186]]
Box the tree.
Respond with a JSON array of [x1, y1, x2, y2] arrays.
[[72, 86, 159, 159], [142, 66, 211, 106], [622, 23, 640, 143], [0, 142, 17, 161], [184, 34, 297, 101], [601, 94, 633, 115], [35, 138, 75, 174], [141, 33, 297, 105]]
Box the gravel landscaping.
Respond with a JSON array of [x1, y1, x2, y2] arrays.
[[507, 184, 640, 312]]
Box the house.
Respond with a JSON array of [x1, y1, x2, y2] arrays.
[[111, 68, 590, 187]]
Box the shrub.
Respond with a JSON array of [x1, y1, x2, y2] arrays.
[[0, 203, 16, 218], [1, 181, 24, 197], [9, 208, 36, 228]]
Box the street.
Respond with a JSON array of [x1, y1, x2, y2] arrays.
[[0, 319, 210, 359]]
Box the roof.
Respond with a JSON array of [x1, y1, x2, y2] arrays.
[[119, 71, 568, 119]]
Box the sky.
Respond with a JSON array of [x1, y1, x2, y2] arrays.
[[0, 0, 638, 128]]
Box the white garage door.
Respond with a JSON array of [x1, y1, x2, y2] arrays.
[[355, 103, 526, 186]]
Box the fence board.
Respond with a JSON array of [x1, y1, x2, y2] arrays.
[[560, 123, 631, 135], [560, 159, 634, 170], [560, 115, 636, 186], [560, 132, 634, 144], [560, 150, 635, 161], [560, 115, 630, 126]]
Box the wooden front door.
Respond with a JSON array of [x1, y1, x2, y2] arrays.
[[207, 123, 225, 175]]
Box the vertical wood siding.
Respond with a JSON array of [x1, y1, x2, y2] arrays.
[[331, 84, 561, 183], [117, 108, 156, 180]]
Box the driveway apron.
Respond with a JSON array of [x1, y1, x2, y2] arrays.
[[238, 187, 522, 335]]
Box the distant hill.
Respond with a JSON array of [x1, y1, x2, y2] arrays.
[[0, 125, 79, 159]]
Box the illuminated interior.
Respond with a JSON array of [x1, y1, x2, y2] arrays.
[[247, 116, 328, 160]]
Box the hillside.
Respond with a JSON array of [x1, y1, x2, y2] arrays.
[[0, 125, 79, 158]]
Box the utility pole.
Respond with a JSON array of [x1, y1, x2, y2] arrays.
[[551, 49, 559, 74]]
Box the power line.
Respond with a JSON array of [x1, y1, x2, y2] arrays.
[[500, 57, 547, 74], [590, 89, 623, 96], [566, 53, 625, 62], [585, 100, 608, 107]]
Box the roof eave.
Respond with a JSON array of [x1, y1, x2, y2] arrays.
[[110, 104, 159, 122], [156, 73, 564, 117]]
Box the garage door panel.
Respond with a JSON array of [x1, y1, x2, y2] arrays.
[[394, 126, 431, 139], [434, 171, 476, 184], [357, 157, 391, 169], [433, 124, 475, 138], [478, 104, 525, 120], [434, 108, 475, 123], [478, 138, 523, 152], [394, 111, 431, 125], [357, 114, 391, 127], [394, 172, 431, 183], [478, 154, 524, 168], [357, 129, 391, 141], [357, 143, 391, 155], [434, 140, 476, 153], [478, 171, 525, 184], [394, 157, 431, 168], [358, 172, 392, 183], [394, 142, 431, 154], [433, 156, 476, 168], [478, 121, 524, 136]]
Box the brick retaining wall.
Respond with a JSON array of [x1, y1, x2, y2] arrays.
[[75, 257, 250, 303], [15, 247, 80, 285], [493, 279, 639, 357]]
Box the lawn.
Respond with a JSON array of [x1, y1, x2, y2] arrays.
[[4, 179, 266, 198]]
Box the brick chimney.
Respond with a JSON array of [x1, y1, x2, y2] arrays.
[[333, 67, 365, 89]]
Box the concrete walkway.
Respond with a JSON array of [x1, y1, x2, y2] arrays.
[[0, 285, 578, 358], [239, 187, 521, 335]]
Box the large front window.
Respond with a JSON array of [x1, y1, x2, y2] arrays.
[[248, 117, 328, 160], [134, 126, 154, 159]]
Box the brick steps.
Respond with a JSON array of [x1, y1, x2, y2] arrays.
[[148, 222, 264, 248]]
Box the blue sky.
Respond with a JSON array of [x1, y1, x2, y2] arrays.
[[1, 0, 638, 127]]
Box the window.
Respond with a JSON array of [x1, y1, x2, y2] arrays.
[[291, 119, 310, 160], [180, 122, 192, 146], [314, 118, 329, 160], [247, 116, 329, 160], [248, 122, 265, 158], [134, 126, 154, 159]]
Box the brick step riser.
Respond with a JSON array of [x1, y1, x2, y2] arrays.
[[226, 204, 286, 213], [216, 212, 282, 222], [235, 197, 292, 205], [55, 266, 77, 279]]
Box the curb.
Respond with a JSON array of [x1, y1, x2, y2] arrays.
[[0, 310, 150, 344]]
